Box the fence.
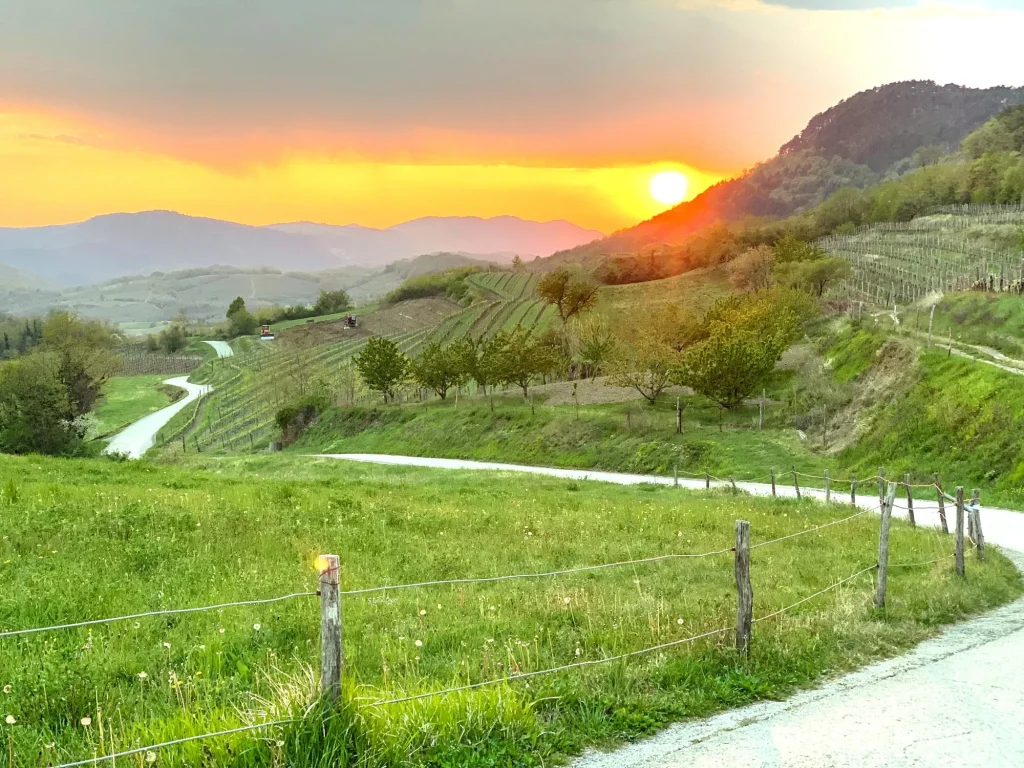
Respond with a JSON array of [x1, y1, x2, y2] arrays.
[[0, 476, 986, 767]]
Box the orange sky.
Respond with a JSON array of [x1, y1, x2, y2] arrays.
[[1, 1, 1022, 233]]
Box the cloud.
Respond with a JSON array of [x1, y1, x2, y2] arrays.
[[760, 1, 918, 8]]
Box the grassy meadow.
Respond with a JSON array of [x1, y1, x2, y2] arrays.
[[0, 453, 1019, 767], [90, 376, 183, 439]]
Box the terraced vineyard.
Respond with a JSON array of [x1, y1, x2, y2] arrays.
[[823, 205, 1024, 306]]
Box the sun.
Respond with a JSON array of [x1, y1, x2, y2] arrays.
[[649, 171, 689, 206]]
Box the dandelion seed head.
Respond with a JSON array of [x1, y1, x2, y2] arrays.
[[4, 715, 15, 725], [81, 716, 92, 727]]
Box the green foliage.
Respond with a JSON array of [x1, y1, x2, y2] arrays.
[[2, 478, 15, 503], [775, 258, 854, 297], [158, 321, 188, 353], [536, 267, 600, 324], [0, 353, 82, 455], [353, 336, 409, 403], [677, 328, 779, 411], [275, 394, 331, 445], [313, 289, 352, 315], [490, 326, 555, 397], [226, 296, 258, 337], [962, 105, 1024, 159], [41, 311, 122, 416], [772, 233, 827, 264], [227, 296, 247, 318], [385, 267, 479, 305], [409, 339, 470, 400]]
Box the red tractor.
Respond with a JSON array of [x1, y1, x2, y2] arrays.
[[260, 324, 275, 340]]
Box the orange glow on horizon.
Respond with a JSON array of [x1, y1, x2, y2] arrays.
[[0, 107, 727, 233]]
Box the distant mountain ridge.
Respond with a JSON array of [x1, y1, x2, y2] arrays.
[[550, 81, 1024, 263], [0, 211, 603, 287]]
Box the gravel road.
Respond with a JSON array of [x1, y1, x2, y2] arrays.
[[102, 377, 210, 459], [313, 453, 1024, 767], [202, 340, 234, 358]]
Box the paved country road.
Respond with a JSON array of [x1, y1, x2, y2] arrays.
[[313, 453, 1024, 768], [102, 377, 210, 459], [202, 340, 234, 358]]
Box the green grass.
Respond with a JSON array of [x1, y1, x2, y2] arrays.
[[1, 453, 1018, 767], [90, 375, 182, 438], [928, 293, 1024, 358], [271, 304, 378, 333]]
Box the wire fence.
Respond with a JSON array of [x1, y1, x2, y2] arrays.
[[3, 479, 988, 767]]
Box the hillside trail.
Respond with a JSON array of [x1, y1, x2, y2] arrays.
[[104, 340, 227, 458], [314, 453, 1024, 768], [903, 328, 1024, 375]]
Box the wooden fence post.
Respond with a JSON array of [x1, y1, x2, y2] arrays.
[[935, 473, 948, 534], [705, 471, 710, 490], [734, 520, 752, 656], [673, 463, 678, 488], [875, 482, 897, 608], [971, 490, 985, 561], [792, 466, 800, 500], [851, 473, 857, 506], [319, 554, 343, 700], [730, 476, 737, 494], [904, 473, 915, 527], [877, 467, 885, 507], [770, 470, 776, 497], [676, 397, 682, 435], [181, 435, 186, 453], [955, 487, 965, 577], [825, 470, 831, 503], [967, 488, 976, 541]]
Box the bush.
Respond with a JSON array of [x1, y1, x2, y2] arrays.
[[384, 267, 479, 305], [0, 353, 83, 455], [275, 394, 331, 446]]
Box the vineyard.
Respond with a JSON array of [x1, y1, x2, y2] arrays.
[[824, 204, 1024, 306]]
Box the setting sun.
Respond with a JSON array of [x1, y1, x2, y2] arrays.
[[649, 171, 689, 206]]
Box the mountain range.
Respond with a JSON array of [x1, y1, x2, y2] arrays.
[[0, 212, 604, 287]]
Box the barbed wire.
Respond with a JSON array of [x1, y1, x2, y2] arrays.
[[0, 592, 318, 640]]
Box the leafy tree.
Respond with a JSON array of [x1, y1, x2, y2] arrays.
[[537, 267, 600, 324], [313, 289, 352, 315], [353, 337, 409, 403], [776, 258, 854, 297], [492, 327, 552, 397], [41, 311, 122, 417], [410, 340, 469, 400], [773, 233, 827, 264], [606, 327, 677, 404], [0, 352, 82, 455], [676, 327, 781, 415], [577, 315, 616, 379], [728, 245, 775, 293], [512, 255, 524, 271], [227, 297, 247, 318], [464, 335, 503, 396], [158, 322, 188, 353]]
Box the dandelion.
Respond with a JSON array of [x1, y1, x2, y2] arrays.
[[4, 715, 15, 725], [488, 605, 496, 611], [219, 628, 225, 634], [414, 640, 423, 647], [137, 671, 148, 680], [2, 685, 10, 694], [275, 740, 284, 748], [677, 618, 685, 626], [436, 604, 442, 610], [253, 623, 261, 632], [45, 743, 55, 750], [81, 716, 92, 727], [134, 622, 141, 629], [575, 648, 581, 657], [146, 750, 157, 763], [199, 645, 206, 651], [162, 642, 171, 649], [563, 597, 571, 604], [418, 609, 427, 617]]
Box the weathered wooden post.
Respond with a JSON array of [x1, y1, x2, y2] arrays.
[[730, 476, 737, 494], [904, 473, 915, 527], [194, 436, 201, 453], [734, 520, 752, 656], [875, 482, 897, 608], [935, 473, 948, 534], [825, 470, 831, 503], [673, 463, 678, 488], [967, 488, 976, 541], [770, 470, 776, 497], [181, 435, 186, 453], [792, 466, 801, 500], [971, 490, 985, 561], [676, 397, 682, 435], [319, 554, 343, 700], [851, 473, 857, 506], [955, 487, 965, 577], [705, 471, 710, 490], [877, 467, 885, 507]]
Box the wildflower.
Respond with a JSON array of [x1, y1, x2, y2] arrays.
[[2, 685, 10, 694], [253, 623, 261, 632], [146, 751, 157, 763], [219, 628, 225, 634], [45, 743, 55, 750], [563, 597, 571, 604], [5, 715, 15, 725], [137, 671, 148, 680], [162, 642, 171, 649], [199, 645, 206, 651], [436, 604, 442, 610], [134, 622, 141, 629], [575, 648, 581, 657], [677, 618, 685, 626], [81, 716, 92, 727], [488, 605, 496, 611], [418, 609, 427, 617], [276, 740, 284, 748], [414, 640, 423, 647]]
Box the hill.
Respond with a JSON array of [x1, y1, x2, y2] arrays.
[[0, 210, 603, 287], [549, 81, 1024, 264]]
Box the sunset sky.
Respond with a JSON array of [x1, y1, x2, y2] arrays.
[[2, 0, 1023, 233]]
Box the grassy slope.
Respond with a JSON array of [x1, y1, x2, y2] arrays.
[[928, 292, 1024, 358], [89, 375, 181, 438], [1, 454, 1018, 767]]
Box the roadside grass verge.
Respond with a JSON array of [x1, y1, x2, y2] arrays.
[[89, 375, 183, 439], [1, 454, 1018, 766]]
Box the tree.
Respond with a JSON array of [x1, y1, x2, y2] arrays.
[[158, 322, 188, 354], [676, 327, 781, 416], [512, 255, 524, 271], [606, 328, 677, 403], [465, 335, 503, 397], [0, 353, 82, 455], [313, 289, 352, 315], [537, 267, 600, 325], [410, 340, 469, 400], [226, 297, 257, 338], [776, 258, 853, 297], [493, 327, 552, 397], [773, 233, 827, 264], [577, 315, 616, 379], [353, 336, 409, 403], [41, 311, 122, 417], [728, 245, 774, 292]]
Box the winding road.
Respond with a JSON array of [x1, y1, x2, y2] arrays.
[[202, 340, 234, 358], [313, 453, 1024, 767]]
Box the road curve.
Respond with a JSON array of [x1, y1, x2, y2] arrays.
[[102, 377, 210, 459], [202, 340, 234, 358], [312, 453, 1024, 768]]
